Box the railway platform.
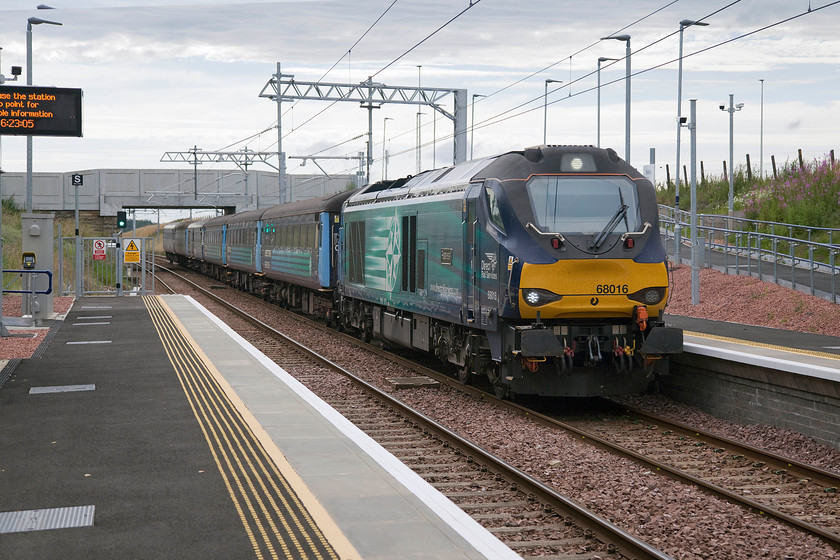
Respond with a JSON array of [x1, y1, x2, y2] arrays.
[[666, 313, 840, 376], [0, 295, 517, 560]]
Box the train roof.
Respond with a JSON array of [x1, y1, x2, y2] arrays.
[[261, 188, 359, 220], [474, 145, 645, 183], [204, 208, 267, 227], [164, 220, 192, 232], [346, 155, 498, 207], [186, 218, 209, 230], [346, 146, 645, 210]]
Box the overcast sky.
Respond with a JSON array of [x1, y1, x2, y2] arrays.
[[1, 0, 838, 191]]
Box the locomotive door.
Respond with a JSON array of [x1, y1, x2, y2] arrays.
[[464, 199, 478, 324]]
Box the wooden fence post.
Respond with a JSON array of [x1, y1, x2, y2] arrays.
[[723, 160, 728, 182], [746, 154, 752, 181], [771, 155, 777, 178], [798, 148, 804, 170]]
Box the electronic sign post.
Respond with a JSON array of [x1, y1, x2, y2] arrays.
[[0, 85, 82, 137]]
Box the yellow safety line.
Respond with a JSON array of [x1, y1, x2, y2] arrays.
[[685, 330, 840, 362], [144, 296, 268, 559], [149, 296, 359, 560], [161, 312, 305, 560]]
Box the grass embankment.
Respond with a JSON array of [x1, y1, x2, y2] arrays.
[[655, 154, 840, 260]]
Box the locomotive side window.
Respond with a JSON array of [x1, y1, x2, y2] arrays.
[[347, 220, 366, 284], [484, 186, 505, 233], [526, 176, 640, 234]]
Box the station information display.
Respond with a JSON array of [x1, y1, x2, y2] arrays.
[[0, 85, 83, 137]]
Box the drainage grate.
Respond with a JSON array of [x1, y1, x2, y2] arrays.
[[0, 505, 95, 534], [29, 384, 96, 395]]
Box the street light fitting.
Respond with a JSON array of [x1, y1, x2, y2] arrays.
[[680, 19, 709, 27], [601, 34, 630, 42], [598, 56, 619, 63], [28, 17, 62, 27]]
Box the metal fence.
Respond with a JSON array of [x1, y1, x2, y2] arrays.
[[658, 205, 840, 303], [57, 236, 155, 296]]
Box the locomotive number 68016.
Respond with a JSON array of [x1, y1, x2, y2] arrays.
[[595, 284, 629, 294]]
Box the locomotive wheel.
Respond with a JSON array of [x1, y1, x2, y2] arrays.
[[492, 382, 510, 400], [457, 364, 472, 385]]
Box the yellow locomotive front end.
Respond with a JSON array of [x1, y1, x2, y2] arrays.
[[518, 258, 669, 320]]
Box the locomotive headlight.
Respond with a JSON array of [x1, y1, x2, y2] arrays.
[[523, 288, 563, 307], [628, 287, 665, 305]]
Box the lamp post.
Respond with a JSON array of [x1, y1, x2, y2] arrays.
[[416, 65, 422, 174], [25, 8, 61, 318], [543, 79, 561, 145], [601, 34, 630, 162], [381, 117, 392, 180], [720, 94, 744, 218], [26, 12, 62, 214], [759, 78, 765, 179], [675, 19, 709, 219], [471, 93, 485, 160], [689, 99, 699, 305], [597, 57, 618, 148]]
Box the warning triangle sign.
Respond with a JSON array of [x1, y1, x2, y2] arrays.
[[125, 240, 139, 251]]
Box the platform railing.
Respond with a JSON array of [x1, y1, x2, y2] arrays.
[[658, 205, 840, 303]]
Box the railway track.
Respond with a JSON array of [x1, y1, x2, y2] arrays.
[[155, 260, 840, 556], [564, 407, 840, 547], [155, 263, 670, 560]]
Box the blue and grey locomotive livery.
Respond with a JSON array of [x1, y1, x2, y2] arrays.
[[164, 145, 682, 398]]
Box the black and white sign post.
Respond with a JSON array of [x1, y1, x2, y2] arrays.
[[73, 174, 83, 296]]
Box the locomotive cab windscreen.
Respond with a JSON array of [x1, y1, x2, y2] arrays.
[[526, 174, 641, 252]]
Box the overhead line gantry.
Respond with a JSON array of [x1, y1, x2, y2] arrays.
[[259, 62, 468, 203]]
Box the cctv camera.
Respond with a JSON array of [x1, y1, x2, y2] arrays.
[[719, 105, 725, 111], [11, 66, 21, 76], [679, 116, 687, 124]]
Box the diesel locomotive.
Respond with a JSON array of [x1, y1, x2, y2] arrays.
[[164, 145, 682, 398]]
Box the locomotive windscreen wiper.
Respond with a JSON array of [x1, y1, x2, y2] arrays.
[[589, 204, 628, 251]]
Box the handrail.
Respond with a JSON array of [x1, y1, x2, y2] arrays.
[[657, 207, 840, 303], [2, 269, 54, 295]]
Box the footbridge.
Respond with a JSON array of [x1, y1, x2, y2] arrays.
[[0, 168, 358, 216]]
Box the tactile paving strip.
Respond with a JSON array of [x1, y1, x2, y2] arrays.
[[144, 295, 339, 560]]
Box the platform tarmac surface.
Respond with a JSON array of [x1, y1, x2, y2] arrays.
[[0, 295, 513, 560]]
